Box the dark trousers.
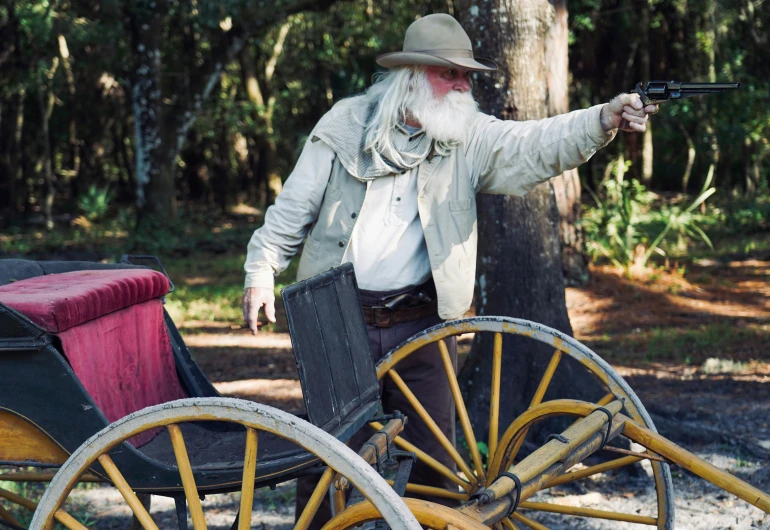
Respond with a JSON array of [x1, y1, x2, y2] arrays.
[[295, 288, 458, 528]]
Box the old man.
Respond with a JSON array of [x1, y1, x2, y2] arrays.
[[242, 12, 657, 525]]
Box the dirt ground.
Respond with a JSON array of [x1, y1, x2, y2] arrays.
[[162, 260, 770, 529]]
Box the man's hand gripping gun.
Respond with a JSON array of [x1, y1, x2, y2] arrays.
[[632, 80, 740, 106]]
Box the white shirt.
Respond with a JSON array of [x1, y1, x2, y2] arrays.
[[342, 163, 432, 291], [285, 136, 431, 291]]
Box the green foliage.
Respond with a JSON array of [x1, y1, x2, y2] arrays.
[[582, 176, 715, 272], [77, 185, 114, 222], [586, 321, 770, 364]]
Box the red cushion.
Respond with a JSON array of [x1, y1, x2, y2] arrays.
[[0, 269, 170, 333]]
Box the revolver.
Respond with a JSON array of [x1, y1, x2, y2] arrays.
[[632, 80, 740, 106]]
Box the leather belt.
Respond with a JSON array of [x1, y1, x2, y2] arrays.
[[362, 301, 438, 328]]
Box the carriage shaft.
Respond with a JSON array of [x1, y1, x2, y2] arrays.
[[623, 418, 770, 514], [461, 401, 625, 525]]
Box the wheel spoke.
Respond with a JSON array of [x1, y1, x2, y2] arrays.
[[489, 332, 503, 458], [237, 428, 259, 530], [332, 477, 346, 516], [294, 467, 335, 530], [0, 503, 21, 526], [391, 482, 469, 501], [501, 518, 519, 530], [438, 339, 486, 482], [98, 454, 159, 530], [510, 512, 549, 530], [370, 421, 472, 492], [502, 350, 562, 468], [54, 510, 92, 530], [168, 424, 208, 530], [388, 369, 477, 484], [597, 393, 615, 406], [519, 501, 657, 525], [0, 486, 89, 530], [545, 455, 642, 489], [530, 350, 562, 408]]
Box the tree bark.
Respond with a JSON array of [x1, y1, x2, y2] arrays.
[[456, 0, 604, 439], [638, 0, 654, 187], [57, 34, 80, 183], [545, 0, 589, 286], [676, 119, 696, 193], [37, 60, 59, 230], [128, 0, 176, 225]]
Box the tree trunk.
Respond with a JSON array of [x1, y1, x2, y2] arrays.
[[128, 1, 176, 225], [638, 0, 654, 187], [37, 61, 59, 230], [11, 90, 25, 219], [457, 0, 603, 439], [545, 0, 589, 286], [126, 1, 331, 227], [676, 119, 696, 192], [58, 34, 80, 183]]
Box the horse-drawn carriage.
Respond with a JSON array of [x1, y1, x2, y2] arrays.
[[0, 257, 767, 529]]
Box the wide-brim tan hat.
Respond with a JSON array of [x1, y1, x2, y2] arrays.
[[377, 13, 497, 72]]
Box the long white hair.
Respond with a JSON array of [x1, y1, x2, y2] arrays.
[[363, 66, 477, 160]]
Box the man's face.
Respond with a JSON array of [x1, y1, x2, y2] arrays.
[[405, 66, 478, 143], [425, 66, 472, 100]]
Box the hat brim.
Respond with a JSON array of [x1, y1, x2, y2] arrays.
[[376, 51, 497, 72]]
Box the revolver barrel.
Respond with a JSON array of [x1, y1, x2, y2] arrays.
[[634, 80, 740, 105]]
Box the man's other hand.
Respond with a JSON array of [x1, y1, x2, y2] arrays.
[[242, 287, 276, 334], [600, 93, 659, 133]]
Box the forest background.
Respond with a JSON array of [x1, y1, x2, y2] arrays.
[[2, 0, 770, 412], [2, 0, 770, 389], [1, 0, 769, 526]]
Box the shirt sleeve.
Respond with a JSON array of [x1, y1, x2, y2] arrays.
[[466, 104, 617, 195], [244, 138, 336, 290]]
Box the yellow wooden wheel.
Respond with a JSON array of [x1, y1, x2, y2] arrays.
[[28, 398, 421, 530], [323, 498, 489, 530], [374, 316, 675, 529]]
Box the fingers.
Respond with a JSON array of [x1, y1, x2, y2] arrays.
[[644, 104, 660, 115], [242, 287, 275, 334], [614, 92, 644, 111], [264, 299, 277, 323], [610, 94, 658, 133]]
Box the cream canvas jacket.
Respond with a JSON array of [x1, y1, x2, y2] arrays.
[[245, 100, 616, 319]]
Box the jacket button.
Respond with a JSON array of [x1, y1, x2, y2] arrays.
[[351, 212, 357, 219], [338, 241, 344, 247]]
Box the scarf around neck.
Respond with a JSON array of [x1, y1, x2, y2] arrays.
[[310, 94, 435, 180]]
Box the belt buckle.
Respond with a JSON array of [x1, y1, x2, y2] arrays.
[[372, 306, 394, 328]]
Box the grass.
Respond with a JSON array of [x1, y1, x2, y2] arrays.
[[0, 476, 98, 529], [584, 322, 770, 365], [0, 205, 300, 332]]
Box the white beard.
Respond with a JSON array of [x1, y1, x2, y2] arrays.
[[406, 75, 478, 144]]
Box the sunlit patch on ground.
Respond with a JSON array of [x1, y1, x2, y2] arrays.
[[61, 480, 296, 530], [214, 378, 304, 412], [229, 203, 263, 217]]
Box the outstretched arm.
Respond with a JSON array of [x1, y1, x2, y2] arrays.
[[469, 93, 657, 196]]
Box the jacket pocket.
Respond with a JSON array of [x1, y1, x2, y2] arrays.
[[449, 198, 473, 212]]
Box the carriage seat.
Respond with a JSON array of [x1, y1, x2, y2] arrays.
[[0, 269, 186, 445], [0, 269, 170, 333]]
